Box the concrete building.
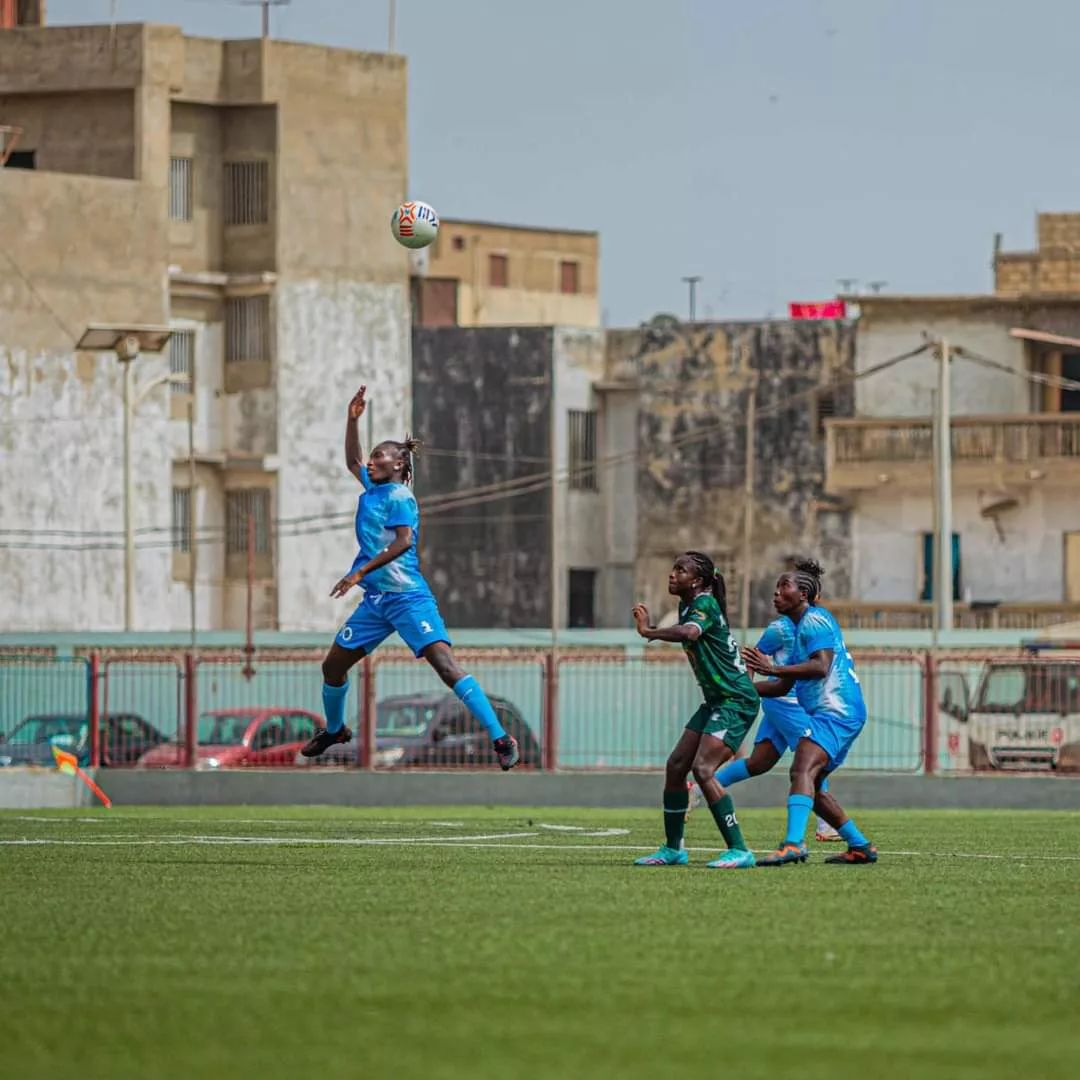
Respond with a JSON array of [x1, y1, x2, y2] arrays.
[[0, 22, 409, 632], [828, 283, 1080, 624], [411, 325, 613, 628], [411, 219, 600, 329]]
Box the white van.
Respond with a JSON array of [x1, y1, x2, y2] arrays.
[[939, 657, 1080, 772]]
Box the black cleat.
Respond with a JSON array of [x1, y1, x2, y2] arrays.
[[300, 726, 353, 758], [492, 734, 520, 771], [825, 842, 879, 865]]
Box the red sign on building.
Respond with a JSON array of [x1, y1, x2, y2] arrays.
[[789, 300, 847, 320]]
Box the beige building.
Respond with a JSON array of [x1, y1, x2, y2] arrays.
[[411, 218, 600, 328], [0, 22, 410, 632]]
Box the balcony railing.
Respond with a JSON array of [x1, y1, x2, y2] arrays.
[[825, 413, 1080, 491]]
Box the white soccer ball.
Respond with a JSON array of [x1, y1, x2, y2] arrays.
[[391, 200, 440, 250]]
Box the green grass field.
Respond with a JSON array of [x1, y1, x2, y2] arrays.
[[2, 806, 1078, 1080]]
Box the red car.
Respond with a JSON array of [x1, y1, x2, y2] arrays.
[[137, 708, 324, 769]]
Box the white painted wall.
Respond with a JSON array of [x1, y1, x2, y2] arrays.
[[853, 483, 1080, 603], [855, 311, 1030, 417], [273, 278, 411, 632], [0, 347, 174, 630]]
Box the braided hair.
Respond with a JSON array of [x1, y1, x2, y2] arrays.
[[683, 550, 728, 621], [790, 557, 825, 605], [380, 435, 422, 486]]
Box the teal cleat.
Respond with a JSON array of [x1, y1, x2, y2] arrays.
[[707, 848, 756, 870], [758, 842, 809, 867], [634, 845, 688, 866]]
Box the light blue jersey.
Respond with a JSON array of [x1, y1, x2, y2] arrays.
[[754, 616, 810, 754], [348, 467, 429, 594], [789, 606, 866, 724], [756, 617, 800, 707]]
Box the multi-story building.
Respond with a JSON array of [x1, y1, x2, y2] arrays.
[[827, 246, 1080, 625], [0, 22, 409, 632], [411, 219, 600, 329]]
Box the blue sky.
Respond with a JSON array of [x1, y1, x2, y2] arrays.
[[50, 0, 1080, 326]]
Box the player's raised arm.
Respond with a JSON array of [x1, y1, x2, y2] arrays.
[[344, 386, 367, 482]]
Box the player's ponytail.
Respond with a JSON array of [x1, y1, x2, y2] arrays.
[[684, 550, 729, 622], [387, 434, 422, 486]]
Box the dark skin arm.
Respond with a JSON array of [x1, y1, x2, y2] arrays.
[[743, 645, 833, 681], [330, 525, 413, 598], [344, 385, 366, 482], [755, 675, 796, 698], [631, 604, 702, 643]]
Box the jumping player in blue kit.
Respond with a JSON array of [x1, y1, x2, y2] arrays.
[[741, 558, 878, 866], [299, 386, 520, 770]]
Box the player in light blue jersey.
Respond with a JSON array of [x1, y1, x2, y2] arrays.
[[742, 558, 878, 866], [299, 386, 520, 770], [713, 613, 843, 842]]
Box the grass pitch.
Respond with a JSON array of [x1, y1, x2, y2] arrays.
[[1, 806, 1078, 1080]]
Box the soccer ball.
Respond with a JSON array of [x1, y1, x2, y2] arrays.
[[391, 200, 439, 250]]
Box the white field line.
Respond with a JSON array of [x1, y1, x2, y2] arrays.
[[0, 832, 1079, 861]]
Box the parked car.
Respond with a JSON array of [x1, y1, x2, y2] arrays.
[[940, 657, 1080, 771], [137, 708, 324, 768], [295, 692, 541, 769], [0, 712, 167, 768]]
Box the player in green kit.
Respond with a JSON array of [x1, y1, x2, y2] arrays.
[[632, 551, 759, 869]]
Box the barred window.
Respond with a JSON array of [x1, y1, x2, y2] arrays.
[[169, 329, 195, 383], [560, 260, 580, 295], [171, 488, 191, 553], [169, 156, 193, 222], [226, 489, 272, 556], [568, 409, 598, 491], [225, 296, 270, 364], [224, 161, 270, 225]]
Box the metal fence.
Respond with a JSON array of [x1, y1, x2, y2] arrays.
[[0, 648, 1075, 775]]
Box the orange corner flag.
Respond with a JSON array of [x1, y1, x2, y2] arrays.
[[52, 745, 112, 809]]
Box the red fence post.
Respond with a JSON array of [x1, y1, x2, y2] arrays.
[[922, 650, 938, 776], [542, 650, 559, 772], [358, 656, 375, 769], [183, 652, 197, 768], [88, 653, 101, 768]]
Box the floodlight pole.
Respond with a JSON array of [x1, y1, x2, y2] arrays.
[[115, 336, 140, 632]]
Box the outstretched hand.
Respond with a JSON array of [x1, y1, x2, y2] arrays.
[[632, 603, 652, 635], [331, 570, 364, 598], [742, 646, 772, 675], [348, 386, 367, 419]]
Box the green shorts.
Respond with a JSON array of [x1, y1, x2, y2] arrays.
[[686, 699, 759, 753]]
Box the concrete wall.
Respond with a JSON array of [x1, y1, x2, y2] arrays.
[[411, 326, 553, 628], [854, 306, 1030, 417], [624, 319, 856, 626]]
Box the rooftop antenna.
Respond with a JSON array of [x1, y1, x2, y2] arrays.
[[237, 0, 292, 40]]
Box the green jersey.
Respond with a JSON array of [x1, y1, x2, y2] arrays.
[[679, 593, 759, 707]]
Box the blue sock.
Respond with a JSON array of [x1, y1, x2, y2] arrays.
[[715, 759, 751, 787], [820, 777, 830, 793], [322, 682, 349, 734], [784, 794, 814, 846], [453, 675, 507, 741], [838, 820, 869, 847]]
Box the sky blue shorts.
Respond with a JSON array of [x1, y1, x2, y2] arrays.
[[334, 589, 450, 657], [804, 711, 866, 773], [754, 698, 810, 755]]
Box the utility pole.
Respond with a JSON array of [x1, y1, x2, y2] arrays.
[[388, 0, 397, 52], [739, 373, 758, 643], [682, 276, 702, 323], [935, 340, 954, 632]]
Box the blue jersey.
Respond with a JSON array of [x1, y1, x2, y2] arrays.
[[789, 606, 866, 723], [348, 468, 429, 594], [756, 617, 799, 706]]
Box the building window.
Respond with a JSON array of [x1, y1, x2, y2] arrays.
[[815, 387, 837, 439], [920, 533, 961, 602], [169, 329, 195, 384], [452, 235, 466, 252], [169, 156, 193, 221], [171, 488, 191, 553], [225, 296, 270, 364], [568, 409, 598, 491], [568, 568, 597, 628], [224, 161, 270, 225], [1062, 354, 1080, 412], [560, 260, 580, 295], [3, 149, 35, 170], [226, 489, 272, 557], [488, 253, 509, 288]]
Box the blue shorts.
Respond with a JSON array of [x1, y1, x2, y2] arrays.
[[755, 698, 810, 755], [803, 711, 866, 773], [334, 589, 450, 657]]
